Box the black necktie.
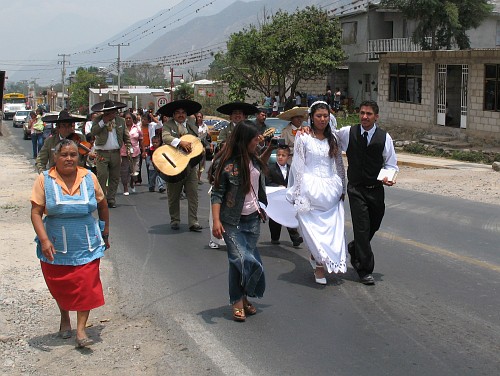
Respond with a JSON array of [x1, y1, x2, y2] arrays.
[[362, 131, 368, 148]]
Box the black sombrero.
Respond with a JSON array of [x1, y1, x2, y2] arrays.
[[157, 99, 202, 117], [91, 99, 127, 112], [41, 110, 85, 124], [216, 102, 259, 116]]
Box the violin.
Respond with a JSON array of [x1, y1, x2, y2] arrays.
[[66, 133, 103, 166], [67, 133, 93, 156]]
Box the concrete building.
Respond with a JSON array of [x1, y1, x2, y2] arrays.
[[88, 86, 168, 113], [378, 49, 500, 144]]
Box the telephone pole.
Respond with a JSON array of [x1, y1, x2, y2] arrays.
[[58, 54, 70, 110], [108, 43, 129, 102]]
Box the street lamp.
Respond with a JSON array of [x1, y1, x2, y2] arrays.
[[170, 67, 184, 102]]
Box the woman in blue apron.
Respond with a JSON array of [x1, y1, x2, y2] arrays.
[[30, 139, 110, 348]]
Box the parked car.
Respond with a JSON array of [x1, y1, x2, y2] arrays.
[[22, 118, 31, 140], [13, 110, 31, 128]]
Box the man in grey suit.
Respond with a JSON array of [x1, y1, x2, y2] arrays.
[[36, 110, 87, 173], [91, 99, 131, 208], [159, 99, 203, 231]]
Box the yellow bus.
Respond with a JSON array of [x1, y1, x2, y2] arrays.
[[2, 92, 27, 120]]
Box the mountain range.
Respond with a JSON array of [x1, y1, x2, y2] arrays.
[[10, 0, 323, 83]]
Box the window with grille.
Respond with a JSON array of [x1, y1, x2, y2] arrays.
[[389, 63, 422, 104], [484, 64, 500, 111]]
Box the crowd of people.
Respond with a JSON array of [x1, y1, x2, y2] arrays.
[[30, 98, 398, 343]]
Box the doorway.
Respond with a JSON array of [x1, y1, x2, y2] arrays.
[[436, 64, 468, 129]]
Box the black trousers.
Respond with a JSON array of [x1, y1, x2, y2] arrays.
[[269, 218, 300, 242], [347, 184, 385, 277]]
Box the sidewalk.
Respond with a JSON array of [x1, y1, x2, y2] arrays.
[[396, 152, 493, 171]]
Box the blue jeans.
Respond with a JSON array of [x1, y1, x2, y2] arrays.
[[146, 155, 165, 190], [31, 132, 44, 158], [222, 212, 265, 304]]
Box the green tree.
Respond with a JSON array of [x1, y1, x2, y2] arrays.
[[208, 6, 345, 101], [380, 0, 494, 49], [68, 67, 107, 114], [122, 63, 166, 87], [173, 82, 194, 100]]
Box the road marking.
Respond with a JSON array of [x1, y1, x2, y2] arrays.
[[345, 220, 500, 273], [173, 313, 254, 376], [380, 231, 500, 273]]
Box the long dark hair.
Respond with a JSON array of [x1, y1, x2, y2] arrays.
[[309, 101, 338, 158], [213, 120, 266, 193]]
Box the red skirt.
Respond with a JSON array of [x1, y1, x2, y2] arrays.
[[40, 259, 105, 311]]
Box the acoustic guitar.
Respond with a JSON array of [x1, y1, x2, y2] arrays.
[[152, 134, 204, 183]]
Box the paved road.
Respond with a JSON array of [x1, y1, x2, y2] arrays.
[[6, 122, 500, 375]]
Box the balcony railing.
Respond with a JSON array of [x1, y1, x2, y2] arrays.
[[368, 37, 431, 60]]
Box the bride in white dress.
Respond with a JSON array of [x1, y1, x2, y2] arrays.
[[286, 101, 347, 284]]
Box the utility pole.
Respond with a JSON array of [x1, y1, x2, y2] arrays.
[[108, 43, 129, 102], [30, 77, 39, 109], [170, 67, 184, 102], [58, 54, 70, 110]]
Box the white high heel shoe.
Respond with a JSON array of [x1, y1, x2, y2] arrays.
[[309, 256, 317, 270], [314, 266, 327, 285]]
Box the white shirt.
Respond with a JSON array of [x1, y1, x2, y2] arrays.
[[148, 121, 162, 146], [95, 119, 120, 150], [336, 124, 399, 171], [279, 163, 288, 180], [84, 120, 93, 135]]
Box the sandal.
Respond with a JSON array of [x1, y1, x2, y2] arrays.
[[75, 337, 94, 348], [243, 302, 257, 316], [58, 324, 72, 339], [232, 307, 246, 322]]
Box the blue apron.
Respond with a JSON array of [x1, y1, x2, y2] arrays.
[[36, 171, 106, 265]]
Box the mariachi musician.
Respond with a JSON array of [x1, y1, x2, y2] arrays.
[[159, 99, 203, 232], [35, 110, 87, 174]]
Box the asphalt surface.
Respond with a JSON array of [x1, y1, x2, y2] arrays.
[[4, 121, 500, 376]]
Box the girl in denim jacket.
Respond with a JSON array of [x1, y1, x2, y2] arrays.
[[211, 120, 268, 322]]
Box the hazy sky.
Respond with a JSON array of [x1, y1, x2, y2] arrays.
[[0, 0, 192, 84]]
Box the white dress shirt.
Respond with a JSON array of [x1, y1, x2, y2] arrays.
[[336, 124, 398, 171]]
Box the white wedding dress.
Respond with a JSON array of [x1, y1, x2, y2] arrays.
[[286, 134, 347, 274]]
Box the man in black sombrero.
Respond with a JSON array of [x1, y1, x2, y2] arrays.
[[159, 99, 203, 231], [36, 110, 87, 173], [216, 102, 259, 143], [90, 99, 132, 208]]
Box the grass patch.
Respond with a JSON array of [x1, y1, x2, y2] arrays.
[[1, 204, 20, 210], [402, 143, 497, 164], [335, 113, 358, 129]]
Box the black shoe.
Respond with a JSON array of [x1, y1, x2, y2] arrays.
[[108, 202, 117, 208], [348, 242, 360, 270], [159, 187, 166, 193], [171, 223, 180, 230], [149, 187, 155, 192], [271, 240, 280, 245], [189, 224, 203, 232], [360, 274, 375, 285], [292, 236, 303, 247]]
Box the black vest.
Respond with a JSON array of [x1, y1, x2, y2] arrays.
[[346, 124, 386, 186]]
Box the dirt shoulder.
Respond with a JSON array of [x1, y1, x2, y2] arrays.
[[0, 135, 204, 375], [0, 131, 498, 375]]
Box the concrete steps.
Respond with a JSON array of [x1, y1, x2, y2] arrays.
[[420, 133, 471, 149]]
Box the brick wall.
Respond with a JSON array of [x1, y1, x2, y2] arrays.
[[378, 50, 500, 144]]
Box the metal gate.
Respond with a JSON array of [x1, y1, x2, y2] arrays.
[[460, 64, 468, 129], [437, 64, 447, 126]]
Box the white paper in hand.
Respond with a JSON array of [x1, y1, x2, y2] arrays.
[[377, 168, 397, 182]]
